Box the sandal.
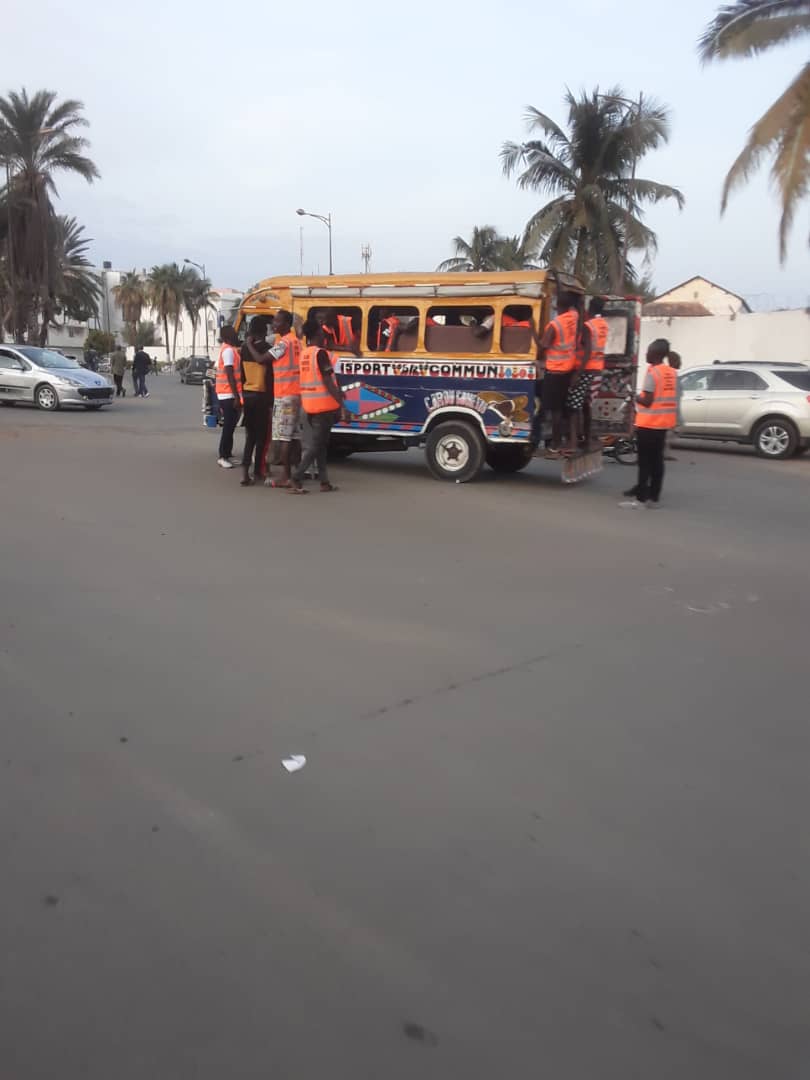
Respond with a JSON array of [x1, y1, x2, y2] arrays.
[[320, 483, 339, 492], [287, 485, 308, 495]]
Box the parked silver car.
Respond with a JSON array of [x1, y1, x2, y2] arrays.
[[0, 344, 114, 411], [678, 362, 810, 459]]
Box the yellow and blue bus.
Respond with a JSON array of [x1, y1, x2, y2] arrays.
[[236, 270, 640, 483]]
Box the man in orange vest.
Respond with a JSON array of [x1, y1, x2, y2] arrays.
[[621, 338, 678, 509], [266, 309, 302, 488], [537, 291, 581, 457], [289, 319, 346, 494], [215, 325, 242, 469], [567, 296, 610, 447], [321, 311, 361, 357]]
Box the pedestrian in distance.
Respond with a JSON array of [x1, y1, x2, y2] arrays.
[[240, 316, 274, 486], [289, 319, 347, 494], [215, 325, 242, 469], [110, 343, 127, 397], [132, 346, 151, 397], [621, 339, 678, 509]]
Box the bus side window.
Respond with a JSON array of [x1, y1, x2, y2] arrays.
[[307, 307, 362, 349], [367, 307, 419, 352], [500, 305, 533, 354], [425, 307, 494, 354]]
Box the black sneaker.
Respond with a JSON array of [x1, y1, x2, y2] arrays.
[[623, 486, 639, 498]]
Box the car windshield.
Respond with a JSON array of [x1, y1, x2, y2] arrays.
[[774, 370, 810, 391], [17, 346, 81, 370]]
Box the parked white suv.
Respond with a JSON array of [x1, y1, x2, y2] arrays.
[[677, 362, 810, 459]]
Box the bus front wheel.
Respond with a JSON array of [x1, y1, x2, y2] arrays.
[[425, 420, 485, 483], [486, 444, 532, 473]]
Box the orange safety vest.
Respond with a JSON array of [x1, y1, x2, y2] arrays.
[[376, 315, 400, 352], [300, 346, 340, 414], [323, 315, 354, 348], [544, 309, 578, 373], [636, 364, 678, 429], [584, 315, 609, 372], [215, 342, 242, 399], [273, 331, 301, 397], [502, 314, 530, 328]]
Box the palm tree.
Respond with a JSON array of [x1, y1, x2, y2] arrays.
[[146, 263, 184, 360], [699, 2, 810, 260], [181, 267, 214, 355], [501, 88, 684, 291], [438, 225, 540, 272], [112, 270, 146, 347], [0, 89, 99, 340], [39, 215, 101, 343]]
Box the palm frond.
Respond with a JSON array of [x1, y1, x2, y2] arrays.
[[770, 63, 810, 257], [699, 1, 810, 61]]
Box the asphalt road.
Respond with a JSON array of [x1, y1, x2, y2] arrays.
[[2, 377, 808, 1080]]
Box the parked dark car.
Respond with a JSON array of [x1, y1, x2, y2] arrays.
[[180, 356, 211, 385]]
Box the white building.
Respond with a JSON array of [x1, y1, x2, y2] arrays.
[[647, 275, 752, 318]]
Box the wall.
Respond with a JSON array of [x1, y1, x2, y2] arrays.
[[640, 309, 810, 374], [653, 278, 748, 316]]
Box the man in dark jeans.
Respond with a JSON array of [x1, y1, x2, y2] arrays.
[[621, 339, 677, 509], [289, 319, 346, 494], [239, 317, 273, 485], [215, 326, 242, 469], [132, 348, 151, 397]]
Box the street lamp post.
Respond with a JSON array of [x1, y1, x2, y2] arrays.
[[184, 257, 208, 355], [296, 208, 333, 275]]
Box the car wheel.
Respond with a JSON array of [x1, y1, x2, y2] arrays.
[[753, 418, 797, 460], [35, 384, 60, 411], [425, 419, 485, 483], [485, 444, 532, 473]]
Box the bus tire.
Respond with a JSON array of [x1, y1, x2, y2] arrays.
[[486, 445, 532, 473], [425, 420, 485, 483]]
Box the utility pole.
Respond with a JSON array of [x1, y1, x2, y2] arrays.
[[5, 158, 18, 342], [361, 243, 372, 274]]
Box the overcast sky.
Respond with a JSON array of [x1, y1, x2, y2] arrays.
[[6, 0, 809, 307]]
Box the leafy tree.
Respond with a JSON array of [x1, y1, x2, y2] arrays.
[[438, 225, 539, 272], [501, 88, 684, 292], [124, 320, 157, 348], [146, 262, 184, 360], [85, 328, 114, 355], [0, 89, 99, 341], [112, 270, 146, 347], [39, 216, 100, 342], [699, 2, 810, 260]]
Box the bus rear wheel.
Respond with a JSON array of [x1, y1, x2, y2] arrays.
[[486, 445, 532, 473], [425, 420, 485, 483]]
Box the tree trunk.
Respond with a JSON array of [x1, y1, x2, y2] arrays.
[[162, 315, 170, 358], [190, 314, 197, 356], [172, 316, 179, 360]]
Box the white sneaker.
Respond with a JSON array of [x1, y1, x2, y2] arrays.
[[217, 458, 234, 469], [619, 500, 645, 509]]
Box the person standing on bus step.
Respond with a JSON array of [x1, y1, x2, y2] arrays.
[[567, 297, 609, 448], [216, 325, 242, 469], [239, 316, 274, 486], [132, 346, 151, 398], [537, 291, 580, 457], [620, 339, 677, 509], [289, 319, 346, 494], [266, 309, 302, 489], [321, 311, 361, 357]]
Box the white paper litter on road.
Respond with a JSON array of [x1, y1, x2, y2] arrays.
[[282, 755, 307, 773]]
